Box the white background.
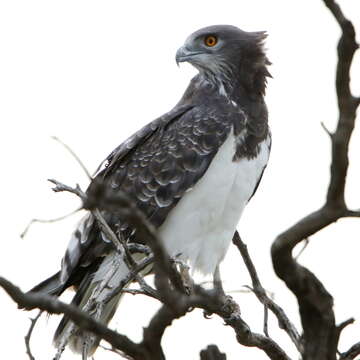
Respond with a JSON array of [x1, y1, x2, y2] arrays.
[[0, 1, 359, 359]]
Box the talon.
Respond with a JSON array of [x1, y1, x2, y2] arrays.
[[221, 295, 240, 314]]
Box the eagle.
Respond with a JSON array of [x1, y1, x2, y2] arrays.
[[30, 25, 271, 358]]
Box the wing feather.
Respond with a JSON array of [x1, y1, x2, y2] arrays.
[[60, 100, 233, 284]]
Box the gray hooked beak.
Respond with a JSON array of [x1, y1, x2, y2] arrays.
[[175, 46, 202, 66]]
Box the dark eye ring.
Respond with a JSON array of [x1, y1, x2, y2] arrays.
[[204, 35, 218, 47]]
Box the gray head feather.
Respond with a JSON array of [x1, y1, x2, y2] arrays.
[[176, 25, 271, 96]]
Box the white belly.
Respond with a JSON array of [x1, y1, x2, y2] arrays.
[[158, 130, 270, 275]]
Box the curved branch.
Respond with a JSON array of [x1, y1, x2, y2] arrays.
[[0, 277, 144, 360], [25, 310, 42, 360], [324, 0, 359, 208], [339, 342, 360, 360], [271, 0, 359, 358], [232, 232, 301, 353]]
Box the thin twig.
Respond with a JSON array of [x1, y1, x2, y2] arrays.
[[233, 232, 302, 352], [334, 318, 356, 353], [51, 136, 92, 180], [99, 344, 133, 359], [135, 275, 160, 300], [337, 318, 355, 333], [121, 288, 160, 301], [320, 121, 333, 138], [294, 237, 310, 260], [263, 305, 269, 337], [24, 310, 43, 360], [48, 179, 127, 258], [20, 208, 81, 239], [48, 179, 87, 201], [0, 277, 144, 359]]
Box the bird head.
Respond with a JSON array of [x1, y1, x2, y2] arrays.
[[176, 25, 271, 96]]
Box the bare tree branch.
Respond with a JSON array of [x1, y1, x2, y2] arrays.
[[121, 287, 159, 300], [37, 176, 294, 359], [323, 1, 359, 210], [51, 136, 92, 180], [48, 179, 136, 267], [344, 209, 360, 217], [200, 345, 227, 360], [232, 232, 302, 353], [294, 237, 310, 260], [24, 310, 42, 360], [339, 342, 360, 360], [20, 208, 81, 239], [140, 286, 292, 360], [320, 121, 334, 138], [271, 0, 359, 359], [5, 3, 358, 359], [0, 277, 144, 359]]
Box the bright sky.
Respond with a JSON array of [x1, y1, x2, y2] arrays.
[[0, 1, 359, 359]]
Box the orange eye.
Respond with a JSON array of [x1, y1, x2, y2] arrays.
[[204, 35, 218, 47]]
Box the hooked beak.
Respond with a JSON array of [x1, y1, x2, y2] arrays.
[[175, 46, 203, 66]]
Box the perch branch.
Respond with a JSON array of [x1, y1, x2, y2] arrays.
[[0, 277, 144, 359], [5, 174, 295, 360], [232, 232, 302, 353]]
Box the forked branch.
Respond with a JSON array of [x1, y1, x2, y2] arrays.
[[271, 0, 359, 359]]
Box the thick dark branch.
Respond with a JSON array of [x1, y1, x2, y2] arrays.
[[323, 0, 359, 208], [21, 208, 80, 239], [339, 342, 360, 360], [200, 345, 227, 360], [192, 289, 291, 360], [122, 287, 159, 300], [271, 1, 359, 359], [141, 286, 292, 360], [0, 277, 144, 359], [9, 174, 293, 360], [345, 209, 360, 217], [141, 304, 188, 359]]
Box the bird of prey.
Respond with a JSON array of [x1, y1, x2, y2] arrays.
[[30, 24, 271, 358]]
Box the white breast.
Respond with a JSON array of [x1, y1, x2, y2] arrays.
[[158, 130, 271, 275]]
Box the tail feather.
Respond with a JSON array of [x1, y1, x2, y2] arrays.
[[29, 271, 64, 296], [53, 251, 132, 357]]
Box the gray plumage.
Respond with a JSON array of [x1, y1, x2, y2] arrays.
[[29, 25, 271, 358]]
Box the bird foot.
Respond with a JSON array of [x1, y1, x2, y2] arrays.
[[221, 295, 241, 315]]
